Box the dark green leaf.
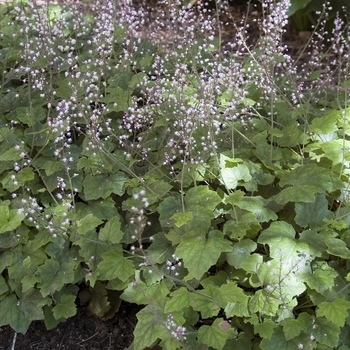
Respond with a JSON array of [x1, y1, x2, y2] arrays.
[[260, 326, 309, 350], [52, 294, 76, 320], [83, 172, 127, 200], [0, 289, 44, 334], [295, 193, 333, 228], [97, 248, 134, 282], [313, 317, 340, 347], [279, 165, 343, 193], [274, 186, 317, 205], [37, 260, 74, 297]]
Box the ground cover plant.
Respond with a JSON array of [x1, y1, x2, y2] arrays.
[[0, 0, 350, 349]]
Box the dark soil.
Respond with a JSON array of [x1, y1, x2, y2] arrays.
[[0, 1, 309, 350], [0, 302, 138, 350]]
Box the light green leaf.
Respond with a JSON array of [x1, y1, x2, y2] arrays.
[[77, 214, 103, 235], [171, 212, 193, 228], [224, 298, 250, 317], [133, 304, 165, 350], [317, 299, 350, 327], [165, 287, 193, 313], [295, 194, 333, 228], [320, 140, 350, 166], [22, 274, 41, 293], [219, 283, 250, 317], [158, 333, 187, 350], [185, 185, 221, 211], [256, 235, 313, 302], [300, 261, 337, 294], [240, 253, 263, 273], [97, 248, 134, 282], [191, 284, 221, 318], [121, 276, 170, 305], [176, 230, 232, 280], [52, 294, 76, 320], [98, 215, 123, 244], [323, 218, 348, 231], [198, 318, 236, 350], [226, 239, 257, 269], [0, 148, 21, 161], [253, 319, 276, 339], [42, 160, 64, 176], [129, 72, 147, 88], [219, 154, 252, 190], [0, 206, 25, 233], [17, 167, 34, 184], [223, 211, 260, 241], [241, 197, 277, 222], [258, 221, 296, 242], [83, 172, 127, 200], [249, 289, 281, 316], [325, 237, 350, 259], [311, 112, 340, 135], [281, 312, 313, 341]]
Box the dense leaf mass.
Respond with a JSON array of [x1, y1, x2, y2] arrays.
[[0, 0, 350, 349]]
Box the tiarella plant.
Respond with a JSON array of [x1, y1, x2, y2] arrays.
[[0, 0, 350, 349]]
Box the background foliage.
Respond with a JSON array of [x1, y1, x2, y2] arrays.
[[0, 0, 350, 349]]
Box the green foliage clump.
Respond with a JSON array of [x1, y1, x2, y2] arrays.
[[0, 0, 350, 349]]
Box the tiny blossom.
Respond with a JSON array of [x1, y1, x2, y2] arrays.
[[165, 314, 187, 341]]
